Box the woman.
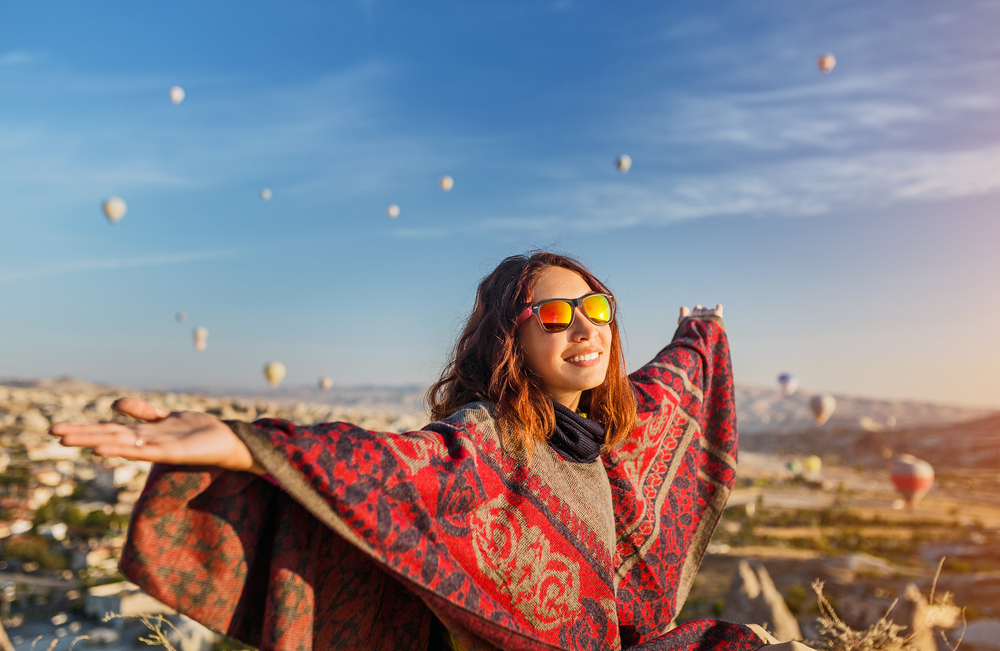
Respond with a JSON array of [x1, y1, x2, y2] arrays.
[[51, 251, 770, 651]]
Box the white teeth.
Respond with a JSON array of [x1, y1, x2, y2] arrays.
[[567, 352, 599, 363]]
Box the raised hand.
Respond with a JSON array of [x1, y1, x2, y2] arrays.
[[678, 303, 723, 324], [49, 397, 263, 474]]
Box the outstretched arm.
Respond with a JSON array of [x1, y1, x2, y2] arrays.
[[609, 303, 737, 647], [49, 397, 266, 475]]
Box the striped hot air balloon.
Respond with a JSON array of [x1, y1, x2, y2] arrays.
[[891, 454, 934, 507]]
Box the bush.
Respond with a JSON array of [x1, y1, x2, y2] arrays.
[[2, 535, 69, 571]]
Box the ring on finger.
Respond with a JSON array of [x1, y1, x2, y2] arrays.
[[134, 433, 144, 447]]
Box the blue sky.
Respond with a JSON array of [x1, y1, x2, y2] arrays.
[[2, 1, 999, 407]]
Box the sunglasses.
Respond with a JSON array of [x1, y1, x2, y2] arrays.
[[515, 293, 616, 333]]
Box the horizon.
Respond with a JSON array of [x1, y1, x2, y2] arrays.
[[3, 373, 997, 415]]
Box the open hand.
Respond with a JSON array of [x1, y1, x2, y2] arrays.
[[49, 397, 263, 474], [678, 303, 723, 324]]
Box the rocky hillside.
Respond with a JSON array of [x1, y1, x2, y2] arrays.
[[735, 385, 994, 434], [0, 378, 428, 438]]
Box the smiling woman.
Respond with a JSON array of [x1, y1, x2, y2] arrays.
[[427, 252, 637, 461], [50, 250, 778, 651]]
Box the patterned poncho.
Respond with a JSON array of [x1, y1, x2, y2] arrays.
[[120, 316, 763, 651]]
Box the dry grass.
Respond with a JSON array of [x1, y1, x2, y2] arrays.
[[809, 559, 966, 651], [102, 613, 191, 651], [27, 636, 88, 651], [102, 613, 253, 651]]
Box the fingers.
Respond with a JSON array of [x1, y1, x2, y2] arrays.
[[678, 306, 691, 324], [114, 397, 170, 422], [51, 422, 165, 463], [90, 442, 163, 463], [50, 422, 138, 449], [681, 304, 725, 319], [747, 624, 780, 645]]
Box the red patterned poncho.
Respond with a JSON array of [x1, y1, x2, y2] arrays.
[[120, 316, 764, 651]]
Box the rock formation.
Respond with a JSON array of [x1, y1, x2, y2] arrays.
[[722, 560, 802, 642]]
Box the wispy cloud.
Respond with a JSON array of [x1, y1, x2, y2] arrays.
[[0, 51, 33, 66], [440, 144, 1000, 236], [0, 250, 238, 284]]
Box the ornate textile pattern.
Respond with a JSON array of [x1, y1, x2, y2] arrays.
[[608, 317, 740, 647], [120, 316, 762, 651]]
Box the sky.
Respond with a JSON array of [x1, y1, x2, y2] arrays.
[[1, 1, 999, 407]]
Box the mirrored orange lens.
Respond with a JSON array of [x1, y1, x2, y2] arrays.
[[537, 300, 573, 331], [582, 294, 612, 324]]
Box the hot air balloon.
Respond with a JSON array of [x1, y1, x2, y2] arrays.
[[803, 455, 822, 474], [102, 197, 127, 224], [260, 188, 272, 201], [440, 176, 454, 192], [193, 327, 208, 352], [318, 376, 333, 391], [176, 311, 186, 323], [777, 373, 799, 397], [809, 394, 836, 426], [387, 204, 400, 219], [264, 362, 286, 387], [891, 454, 934, 507], [169, 86, 186, 105], [817, 53, 836, 74], [616, 155, 632, 174], [859, 416, 882, 432], [786, 459, 803, 476]]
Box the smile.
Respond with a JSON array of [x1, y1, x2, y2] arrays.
[[565, 352, 600, 363]]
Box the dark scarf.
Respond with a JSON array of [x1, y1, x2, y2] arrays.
[[549, 400, 606, 462]]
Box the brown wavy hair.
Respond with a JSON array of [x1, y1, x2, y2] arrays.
[[427, 251, 637, 458]]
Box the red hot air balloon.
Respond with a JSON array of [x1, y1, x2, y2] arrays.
[[891, 454, 934, 507]]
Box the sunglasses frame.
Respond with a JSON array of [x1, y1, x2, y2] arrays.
[[515, 292, 616, 333]]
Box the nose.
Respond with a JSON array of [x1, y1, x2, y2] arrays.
[[569, 306, 600, 340]]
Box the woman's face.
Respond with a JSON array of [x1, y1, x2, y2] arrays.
[[517, 266, 612, 411]]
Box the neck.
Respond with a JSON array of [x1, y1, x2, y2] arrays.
[[551, 390, 582, 412]]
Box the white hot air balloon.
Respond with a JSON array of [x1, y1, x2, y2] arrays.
[[102, 197, 127, 224], [809, 394, 836, 426], [817, 53, 836, 74], [176, 311, 186, 324], [169, 86, 186, 105], [260, 188, 272, 201], [193, 326, 208, 352], [387, 204, 400, 219], [264, 362, 286, 388], [318, 376, 333, 391], [616, 155, 632, 174], [440, 176, 454, 192], [777, 373, 799, 397]]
